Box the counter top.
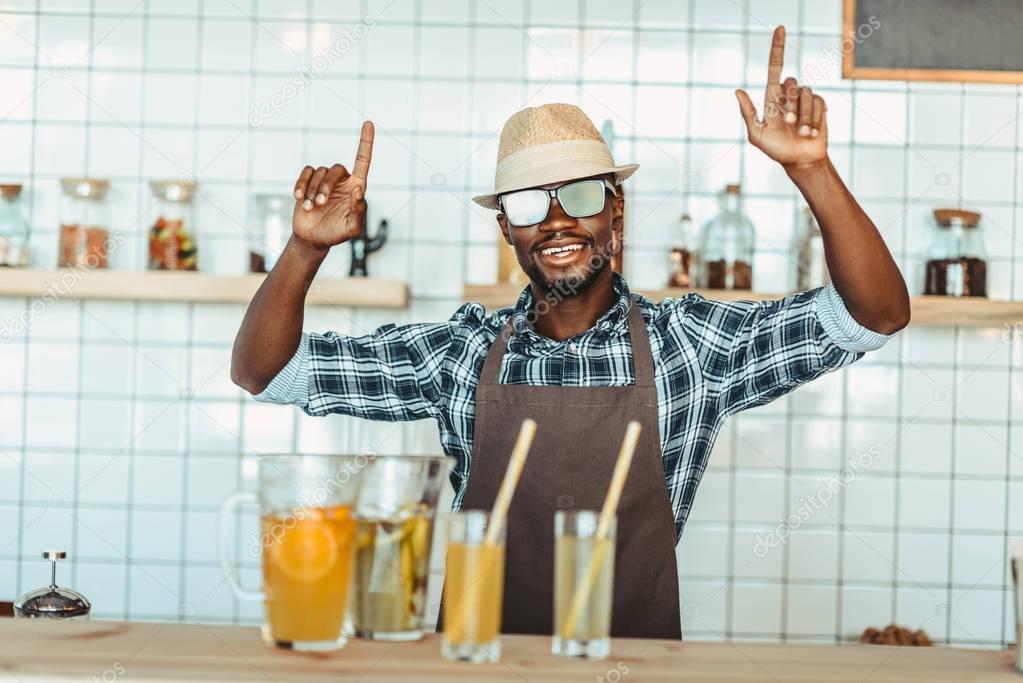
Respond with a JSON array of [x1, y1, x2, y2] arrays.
[[0, 620, 1017, 683]]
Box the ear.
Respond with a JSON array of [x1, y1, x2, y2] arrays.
[[497, 213, 513, 246]]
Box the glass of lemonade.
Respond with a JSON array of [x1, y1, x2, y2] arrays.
[[553, 510, 616, 660], [442, 511, 505, 663], [218, 455, 365, 651], [349, 455, 450, 641]]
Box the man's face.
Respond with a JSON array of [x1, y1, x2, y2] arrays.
[[497, 174, 624, 295]]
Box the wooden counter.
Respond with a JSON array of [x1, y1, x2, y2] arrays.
[[0, 620, 1017, 683]]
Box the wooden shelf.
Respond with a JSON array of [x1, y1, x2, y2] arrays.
[[464, 284, 1023, 328], [0, 269, 409, 308]]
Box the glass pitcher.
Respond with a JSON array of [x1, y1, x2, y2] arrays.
[[348, 455, 452, 641], [218, 455, 367, 651]]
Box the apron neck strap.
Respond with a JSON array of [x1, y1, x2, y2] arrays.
[[481, 300, 656, 388], [627, 302, 655, 387]]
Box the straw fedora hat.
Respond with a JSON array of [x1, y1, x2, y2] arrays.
[[472, 103, 640, 210]]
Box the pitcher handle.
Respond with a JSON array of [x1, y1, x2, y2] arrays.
[[218, 491, 265, 602]]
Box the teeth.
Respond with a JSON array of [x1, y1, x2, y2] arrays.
[[541, 244, 584, 256]]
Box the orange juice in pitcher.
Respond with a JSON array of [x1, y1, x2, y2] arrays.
[[261, 505, 357, 647]]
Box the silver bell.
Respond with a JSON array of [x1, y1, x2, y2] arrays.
[[14, 550, 91, 619]]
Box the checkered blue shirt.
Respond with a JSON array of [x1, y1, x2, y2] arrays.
[[256, 274, 890, 540]]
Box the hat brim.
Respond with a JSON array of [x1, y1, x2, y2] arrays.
[[471, 163, 639, 211]]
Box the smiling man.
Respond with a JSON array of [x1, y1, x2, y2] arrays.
[[232, 27, 909, 640]]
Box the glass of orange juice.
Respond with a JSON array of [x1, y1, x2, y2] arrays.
[[218, 455, 366, 651], [442, 511, 505, 663]]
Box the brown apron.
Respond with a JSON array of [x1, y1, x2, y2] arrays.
[[439, 304, 682, 639]]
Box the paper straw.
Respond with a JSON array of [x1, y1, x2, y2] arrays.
[[484, 418, 537, 546], [559, 420, 642, 641]]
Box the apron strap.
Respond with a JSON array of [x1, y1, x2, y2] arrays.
[[480, 298, 656, 388], [480, 320, 515, 386], [627, 302, 656, 388]]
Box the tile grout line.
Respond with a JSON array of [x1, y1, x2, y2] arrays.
[[12, 0, 45, 601], [69, 0, 101, 590]]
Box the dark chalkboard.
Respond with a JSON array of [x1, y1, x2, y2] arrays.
[[842, 0, 1023, 83]]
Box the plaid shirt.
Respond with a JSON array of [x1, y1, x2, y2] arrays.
[[257, 274, 890, 540]]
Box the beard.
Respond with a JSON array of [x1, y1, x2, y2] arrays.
[[521, 243, 610, 298]]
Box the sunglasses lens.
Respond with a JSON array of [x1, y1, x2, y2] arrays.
[[558, 181, 605, 218], [502, 190, 549, 226]]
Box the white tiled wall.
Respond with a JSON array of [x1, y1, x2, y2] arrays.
[[1, 0, 1022, 647]]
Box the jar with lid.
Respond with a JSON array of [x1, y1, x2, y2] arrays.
[[924, 208, 986, 297], [0, 184, 29, 267], [250, 194, 291, 273], [148, 180, 198, 271], [14, 550, 91, 620], [59, 178, 111, 268], [698, 184, 755, 290], [793, 207, 830, 290]]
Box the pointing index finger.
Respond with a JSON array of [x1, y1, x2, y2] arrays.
[[352, 120, 375, 181], [767, 25, 786, 87]]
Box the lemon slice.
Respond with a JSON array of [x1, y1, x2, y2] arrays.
[[269, 517, 339, 582]]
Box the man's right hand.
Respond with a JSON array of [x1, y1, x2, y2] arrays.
[[291, 120, 375, 252]]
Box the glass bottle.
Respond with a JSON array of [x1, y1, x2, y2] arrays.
[[668, 212, 697, 288], [59, 178, 111, 268], [924, 208, 986, 297], [250, 194, 291, 273], [0, 184, 29, 267], [793, 207, 830, 290], [698, 184, 754, 290], [148, 180, 198, 271]]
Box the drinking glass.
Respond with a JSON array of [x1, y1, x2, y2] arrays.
[[553, 510, 616, 660], [348, 455, 450, 641], [442, 511, 505, 663], [218, 455, 366, 651]]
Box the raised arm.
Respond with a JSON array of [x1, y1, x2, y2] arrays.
[[231, 121, 375, 394], [735, 27, 910, 335]]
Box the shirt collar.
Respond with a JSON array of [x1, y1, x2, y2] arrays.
[[509, 272, 634, 344]]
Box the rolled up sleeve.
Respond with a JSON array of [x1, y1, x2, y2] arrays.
[[676, 285, 892, 417], [814, 284, 893, 353], [254, 334, 311, 407]]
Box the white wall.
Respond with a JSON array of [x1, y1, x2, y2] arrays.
[[0, 0, 1021, 646]]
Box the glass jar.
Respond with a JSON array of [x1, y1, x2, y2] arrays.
[[250, 194, 291, 273], [59, 178, 111, 268], [0, 184, 29, 267], [698, 184, 754, 290], [793, 207, 830, 291], [924, 208, 986, 297], [668, 212, 697, 288], [148, 180, 198, 271]]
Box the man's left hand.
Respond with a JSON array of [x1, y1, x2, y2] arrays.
[[735, 26, 828, 172]]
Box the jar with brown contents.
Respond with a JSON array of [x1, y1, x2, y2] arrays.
[[698, 184, 755, 290], [249, 194, 290, 273], [148, 180, 198, 271], [58, 178, 111, 269], [0, 184, 30, 267], [924, 208, 986, 297]]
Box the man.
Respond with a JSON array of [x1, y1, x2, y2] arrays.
[[231, 27, 910, 640]]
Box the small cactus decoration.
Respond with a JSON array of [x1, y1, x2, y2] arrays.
[[349, 207, 389, 277]]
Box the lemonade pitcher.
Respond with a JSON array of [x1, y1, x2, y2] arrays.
[[218, 455, 367, 651], [349, 455, 451, 641]]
